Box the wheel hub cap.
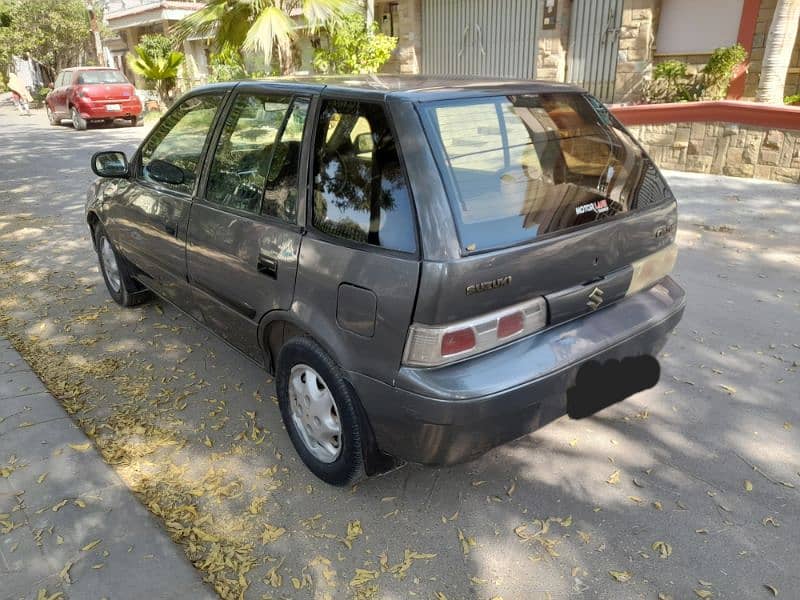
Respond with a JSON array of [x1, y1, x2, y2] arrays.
[[288, 365, 342, 463], [100, 237, 121, 293]]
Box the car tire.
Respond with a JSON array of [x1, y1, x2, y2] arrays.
[[46, 105, 60, 126], [131, 116, 144, 127], [276, 337, 366, 486], [93, 224, 149, 307], [71, 106, 87, 131]]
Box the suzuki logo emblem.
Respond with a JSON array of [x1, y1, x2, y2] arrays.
[[587, 286, 605, 310]]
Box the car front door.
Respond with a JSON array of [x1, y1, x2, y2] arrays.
[[52, 72, 68, 115], [105, 91, 226, 308], [186, 89, 312, 361]]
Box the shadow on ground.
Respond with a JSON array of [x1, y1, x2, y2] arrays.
[[0, 109, 798, 599]]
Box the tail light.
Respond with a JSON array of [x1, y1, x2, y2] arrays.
[[403, 296, 547, 367], [626, 243, 678, 297]]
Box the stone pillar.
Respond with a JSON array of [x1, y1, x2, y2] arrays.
[[614, 0, 660, 103], [536, 0, 572, 82]]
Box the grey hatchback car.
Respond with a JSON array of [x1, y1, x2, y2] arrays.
[[87, 76, 685, 485]]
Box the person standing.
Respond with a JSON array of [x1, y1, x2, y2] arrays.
[[7, 71, 32, 116]]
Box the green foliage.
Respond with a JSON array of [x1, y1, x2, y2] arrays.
[[313, 13, 397, 74], [701, 44, 748, 100], [644, 45, 747, 104], [137, 34, 176, 61], [208, 45, 248, 82], [0, 0, 93, 73], [785, 94, 800, 105], [128, 45, 184, 107], [173, 0, 357, 74]]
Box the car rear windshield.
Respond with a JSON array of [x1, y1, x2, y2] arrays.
[[76, 70, 127, 84], [423, 93, 662, 252]]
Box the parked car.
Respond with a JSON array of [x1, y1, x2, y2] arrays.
[[46, 66, 142, 130], [86, 77, 686, 485]]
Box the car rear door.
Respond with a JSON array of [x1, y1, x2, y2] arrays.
[[105, 91, 226, 308], [290, 94, 421, 380], [412, 91, 678, 326], [186, 86, 313, 361]]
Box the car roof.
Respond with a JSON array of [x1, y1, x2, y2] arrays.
[[62, 66, 122, 72], [192, 75, 584, 102]]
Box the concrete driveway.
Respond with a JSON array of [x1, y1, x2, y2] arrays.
[[0, 106, 797, 600]]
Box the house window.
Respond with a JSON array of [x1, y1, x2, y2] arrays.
[[656, 0, 744, 55]]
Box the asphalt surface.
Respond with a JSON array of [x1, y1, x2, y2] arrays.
[[0, 105, 798, 600]]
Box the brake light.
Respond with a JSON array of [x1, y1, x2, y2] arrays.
[[441, 328, 476, 356], [403, 296, 547, 367], [497, 312, 524, 338]]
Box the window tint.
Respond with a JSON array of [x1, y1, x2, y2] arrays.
[[312, 100, 415, 253], [139, 94, 222, 195], [262, 98, 309, 221], [76, 70, 127, 84], [205, 94, 292, 214], [426, 93, 651, 251]]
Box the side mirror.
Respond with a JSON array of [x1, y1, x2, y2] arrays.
[[146, 159, 185, 186], [91, 151, 129, 178], [354, 132, 375, 155]]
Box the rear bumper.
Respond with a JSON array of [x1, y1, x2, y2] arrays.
[[350, 276, 686, 465], [76, 99, 142, 119]]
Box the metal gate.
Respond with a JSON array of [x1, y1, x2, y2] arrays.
[[566, 0, 624, 102], [422, 0, 539, 79]]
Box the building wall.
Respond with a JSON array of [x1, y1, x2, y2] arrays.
[[615, 0, 661, 103], [744, 0, 800, 99], [376, 0, 422, 74], [627, 121, 800, 183]]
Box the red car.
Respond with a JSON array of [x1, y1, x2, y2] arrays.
[[46, 67, 143, 130]]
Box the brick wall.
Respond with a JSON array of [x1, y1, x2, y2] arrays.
[[627, 121, 800, 183], [744, 0, 800, 99]]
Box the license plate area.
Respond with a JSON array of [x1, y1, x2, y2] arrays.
[[567, 355, 660, 419], [107, 104, 121, 111]]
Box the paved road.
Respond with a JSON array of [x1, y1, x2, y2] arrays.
[[0, 106, 798, 600]]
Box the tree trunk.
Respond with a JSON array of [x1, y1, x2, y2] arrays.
[[756, 0, 800, 104]]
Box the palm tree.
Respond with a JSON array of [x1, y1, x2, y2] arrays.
[[128, 47, 185, 108], [172, 0, 357, 75], [756, 0, 800, 104]]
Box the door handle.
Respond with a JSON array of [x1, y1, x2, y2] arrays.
[[257, 254, 278, 279], [164, 222, 178, 237]]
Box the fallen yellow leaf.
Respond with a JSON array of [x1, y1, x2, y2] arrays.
[[606, 470, 620, 485], [609, 570, 632, 582], [744, 480, 753, 492], [68, 442, 91, 452], [81, 539, 102, 552]]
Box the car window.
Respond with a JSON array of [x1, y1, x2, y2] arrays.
[[262, 97, 309, 221], [76, 70, 128, 84], [205, 93, 307, 221], [424, 93, 649, 252], [139, 94, 223, 195], [311, 99, 416, 253]]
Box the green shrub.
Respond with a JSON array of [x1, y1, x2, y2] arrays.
[[785, 94, 800, 106], [701, 44, 747, 100], [644, 44, 746, 104], [313, 13, 397, 74]]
